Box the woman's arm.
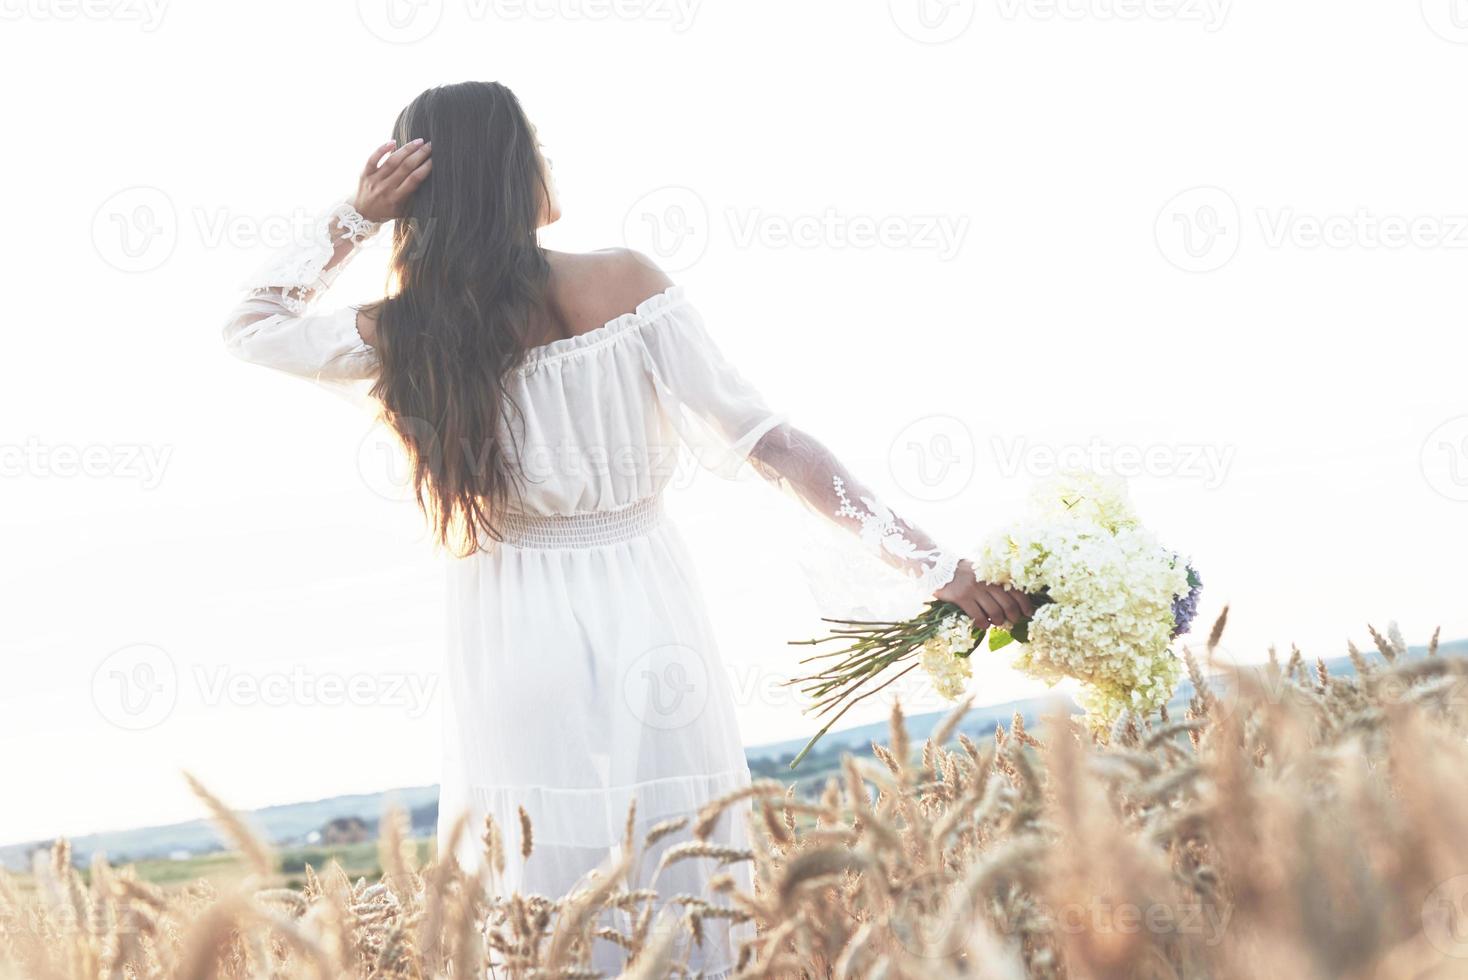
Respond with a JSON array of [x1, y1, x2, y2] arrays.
[[748, 425, 1033, 629], [634, 286, 1032, 629], [222, 139, 431, 377]]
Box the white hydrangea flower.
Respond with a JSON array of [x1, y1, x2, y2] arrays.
[[937, 612, 977, 656], [974, 476, 1188, 725], [920, 633, 973, 701], [1031, 470, 1137, 533]]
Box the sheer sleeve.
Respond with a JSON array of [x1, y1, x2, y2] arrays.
[[221, 200, 382, 383], [746, 427, 962, 597], [638, 293, 962, 597]]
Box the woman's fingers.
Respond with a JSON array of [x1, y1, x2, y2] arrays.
[[363, 140, 397, 177], [377, 138, 426, 180], [990, 588, 1026, 629], [951, 595, 988, 629], [384, 142, 432, 189], [973, 591, 1008, 630], [352, 139, 431, 222], [940, 572, 1033, 632], [399, 158, 433, 195]]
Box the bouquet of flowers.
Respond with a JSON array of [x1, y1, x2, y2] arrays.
[[786, 472, 1201, 768]]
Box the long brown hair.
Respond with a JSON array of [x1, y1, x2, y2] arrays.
[[369, 81, 550, 556]]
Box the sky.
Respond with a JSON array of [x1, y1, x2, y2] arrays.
[[3, 0, 1468, 846]]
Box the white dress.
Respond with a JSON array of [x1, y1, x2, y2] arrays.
[[223, 201, 961, 977]]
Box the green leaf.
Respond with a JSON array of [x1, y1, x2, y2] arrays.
[[988, 627, 1015, 652], [1010, 620, 1030, 644]]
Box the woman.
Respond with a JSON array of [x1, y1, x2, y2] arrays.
[[223, 80, 1032, 976]]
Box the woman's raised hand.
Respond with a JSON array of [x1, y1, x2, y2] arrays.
[[351, 139, 433, 223], [934, 559, 1035, 631]]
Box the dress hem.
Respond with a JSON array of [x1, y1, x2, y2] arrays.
[[444, 767, 752, 850]]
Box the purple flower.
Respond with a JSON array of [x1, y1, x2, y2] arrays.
[[1172, 563, 1203, 638]]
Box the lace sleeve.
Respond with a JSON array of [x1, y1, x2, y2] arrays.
[[747, 424, 962, 595], [638, 292, 962, 596], [221, 200, 382, 382]]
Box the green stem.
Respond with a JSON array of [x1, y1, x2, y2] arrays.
[[788, 662, 922, 769]]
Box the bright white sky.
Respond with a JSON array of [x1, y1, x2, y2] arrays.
[[3, 0, 1467, 846]]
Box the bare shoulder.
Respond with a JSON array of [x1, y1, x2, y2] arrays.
[[543, 248, 675, 334]]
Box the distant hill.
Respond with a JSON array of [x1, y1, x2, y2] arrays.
[[7, 637, 1462, 872], [0, 785, 438, 872]]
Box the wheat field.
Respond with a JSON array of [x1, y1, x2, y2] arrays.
[[6, 611, 1468, 979]]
